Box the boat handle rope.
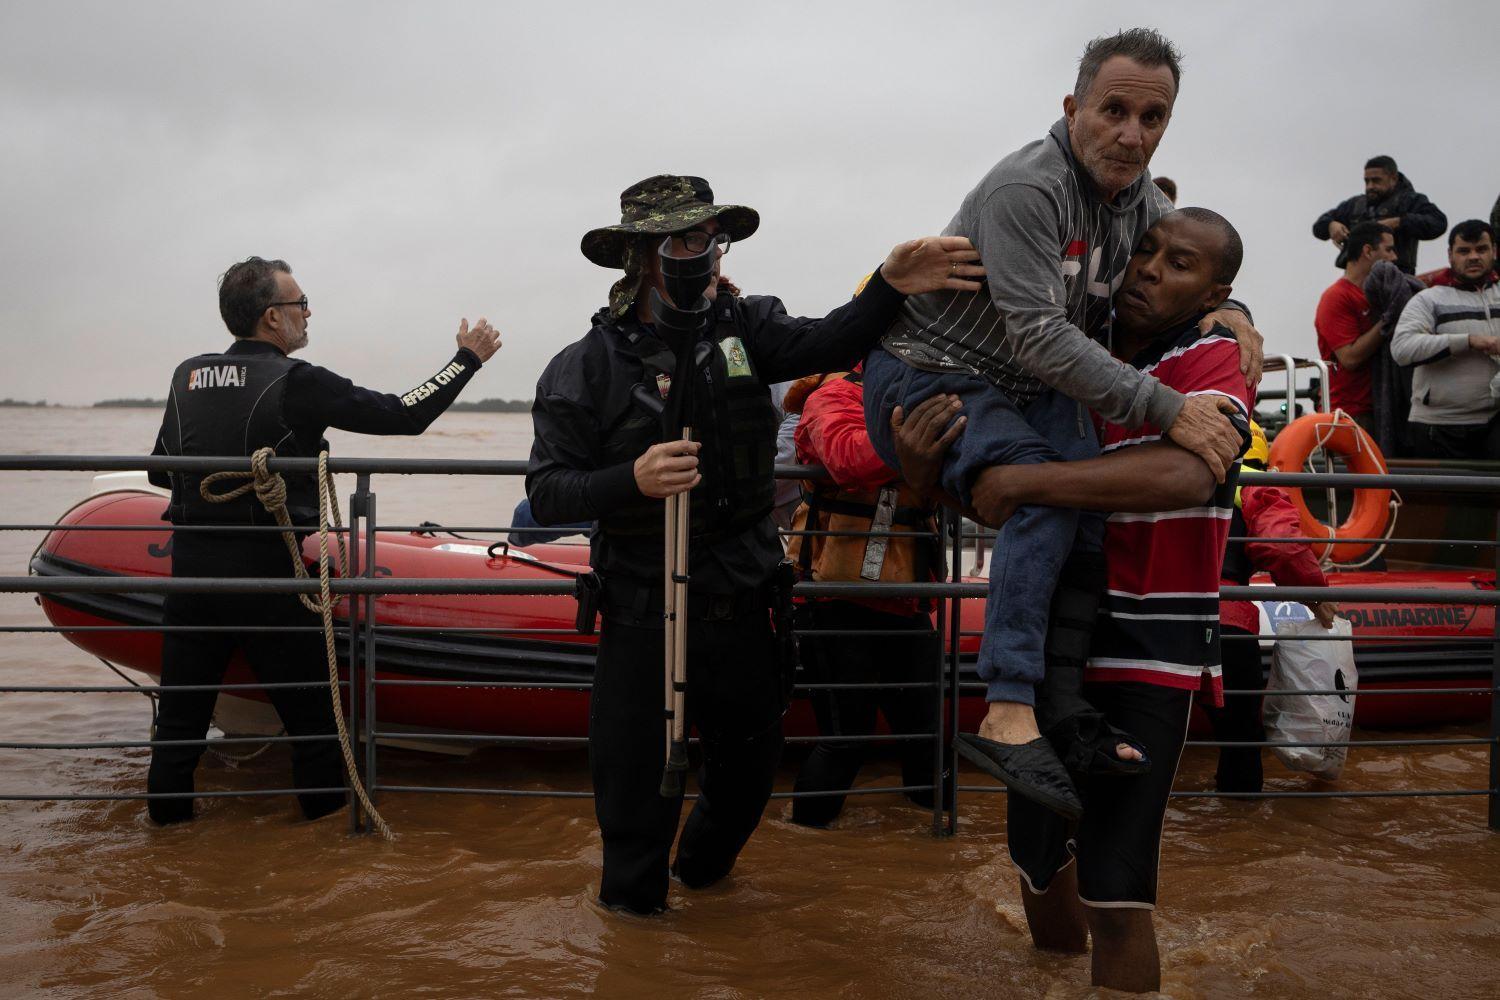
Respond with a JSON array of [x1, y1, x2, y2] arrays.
[[200, 447, 394, 840], [485, 540, 583, 578]]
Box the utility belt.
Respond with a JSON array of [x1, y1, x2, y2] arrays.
[[593, 572, 773, 627], [579, 562, 800, 702]]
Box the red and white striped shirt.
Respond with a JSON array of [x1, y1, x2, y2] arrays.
[[1085, 322, 1253, 707]]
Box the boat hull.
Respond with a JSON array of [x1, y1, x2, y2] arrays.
[[31, 491, 1494, 743]]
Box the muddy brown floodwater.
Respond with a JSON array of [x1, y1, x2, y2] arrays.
[[2, 407, 1498, 999]]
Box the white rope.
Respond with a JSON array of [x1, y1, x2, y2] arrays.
[[1328, 494, 1402, 571], [1300, 409, 1401, 570], [1301, 410, 1352, 564]]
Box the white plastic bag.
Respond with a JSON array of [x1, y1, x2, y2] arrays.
[[1263, 617, 1358, 780]]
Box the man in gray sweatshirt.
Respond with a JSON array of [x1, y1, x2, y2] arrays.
[[1390, 219, 1500, 461], [862, 28, 1260, 816]]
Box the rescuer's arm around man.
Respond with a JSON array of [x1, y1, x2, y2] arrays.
[[970, 439, 1220, 528], [526, 232, 984, 527], [623, 238, 984, 507], [889, 392, 969, 516], [892, 394, 1224, 527], [742, 237, 984, 386]]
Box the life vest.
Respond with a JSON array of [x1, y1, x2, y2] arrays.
[[599, 295, 780, 541], [783, 373, 939, 586], [159, 349, 322, 526]]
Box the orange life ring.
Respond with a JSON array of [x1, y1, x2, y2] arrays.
[[1267, 413, 1392, 563]]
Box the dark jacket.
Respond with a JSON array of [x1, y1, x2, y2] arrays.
[[1313, 173, 1447, 274], [526, 269, 905, 593], [1361, 260, 1427, 455]]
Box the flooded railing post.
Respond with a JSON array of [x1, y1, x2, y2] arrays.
[[346, 475, 366, 835], [362, 482, 380, 825], [930, 511, 947, 837], [945, 514, 963, 835], [1490, 509, 1499, 833]]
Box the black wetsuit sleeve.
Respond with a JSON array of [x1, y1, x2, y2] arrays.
[[526, 339, 645, 527], [147, 392, 178, 489], [283, 348, 482, 435], [738, 266, 907, 384]]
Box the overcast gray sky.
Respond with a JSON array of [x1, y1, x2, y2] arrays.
[[2, 1, 1496, 406]]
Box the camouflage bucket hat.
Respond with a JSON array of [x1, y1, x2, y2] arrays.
[[580, 174, 760, 269]]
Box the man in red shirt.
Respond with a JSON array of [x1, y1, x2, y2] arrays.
[[901, 208, 1252, 992], [1314, 222, 1397, 434]]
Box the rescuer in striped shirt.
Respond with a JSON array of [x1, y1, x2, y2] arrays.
[[899, 208, 1251, 992]]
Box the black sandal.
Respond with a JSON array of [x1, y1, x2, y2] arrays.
[[954, 733, 1083, 819], [1048, 713, 1152, 778]]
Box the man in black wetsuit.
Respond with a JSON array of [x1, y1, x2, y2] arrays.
[[145, 256, 500, 825], [527, 174, 981, 914]]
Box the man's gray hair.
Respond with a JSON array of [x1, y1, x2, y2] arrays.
[[219, 256, 292, 339], [1074, 28, 1182, 101]]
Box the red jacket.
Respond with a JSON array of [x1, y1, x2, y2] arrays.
[[1220, 484, 1328, 634], [793, 376, 921, 617], [793, 376, 891, 492]]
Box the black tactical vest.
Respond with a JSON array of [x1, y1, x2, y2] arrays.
[[599, 297, 780, 540], [160, 349, 322, 526]]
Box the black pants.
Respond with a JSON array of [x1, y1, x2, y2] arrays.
[[1407, 417, 1500, 462], [590, 590, 786, 915], [791, 601, 940, 826], [1008, 682, 1191, 907], [146, 535, 346, 824], [1202, 625, 1265, 793]]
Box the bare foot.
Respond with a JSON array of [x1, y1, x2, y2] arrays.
[[978, 700, 1042, 745]]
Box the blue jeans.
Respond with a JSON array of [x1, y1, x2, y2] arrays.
[[863, 346, 1102, 705]]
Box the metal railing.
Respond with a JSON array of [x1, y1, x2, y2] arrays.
[[1, 455, 1497, 835]]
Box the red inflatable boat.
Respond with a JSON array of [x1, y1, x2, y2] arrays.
[[30, 487, 1494, 745]]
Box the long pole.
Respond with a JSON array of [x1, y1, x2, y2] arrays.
[[655, 327, 700, 800], [661, 427, 692, 795], [662, 492, 677, 779]]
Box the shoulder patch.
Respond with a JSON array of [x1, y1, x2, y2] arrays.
[[720, 336, 752, 378]]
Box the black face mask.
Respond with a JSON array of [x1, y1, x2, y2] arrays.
[[649, 236, 716, 342]]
